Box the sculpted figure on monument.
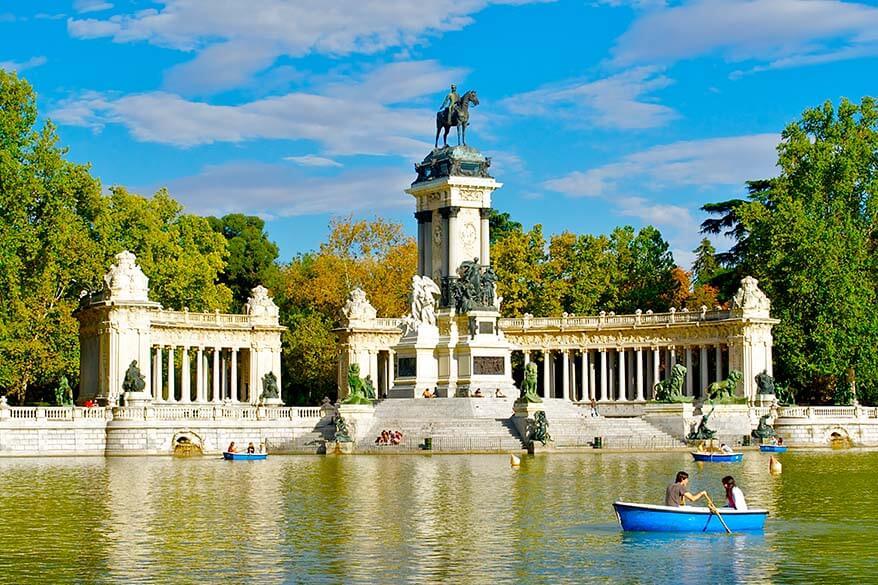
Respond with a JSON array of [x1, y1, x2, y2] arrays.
[[54, 376, 73, 406], [261, 372, 280, 400], [707, 370, 743, 402], [687, 405, 717, 441], [343, 364, 373, 405], [653, 364, 686, 402], [122, 360, 146, 393], [435, 87, 480, 147], [517, 362, 542, 404], [342, 287, 377, 322], [752, 413, 777, 441], [409, 275, 441, 326], [528, 410, 552, 446], [755, 371, 775, 395]]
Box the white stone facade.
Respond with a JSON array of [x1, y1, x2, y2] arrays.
[[75, 252, 285, 406]]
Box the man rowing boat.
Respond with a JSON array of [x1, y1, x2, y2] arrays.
[[665, 471, 707, 507]]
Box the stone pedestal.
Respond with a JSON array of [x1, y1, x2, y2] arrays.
[[337, 403, 375, 444], [445, 309, 517, 398], [389, 325, 440, 398], [512, 401, 544, 441], [756, 393, 776, 407], [122, 391, 152, 408]]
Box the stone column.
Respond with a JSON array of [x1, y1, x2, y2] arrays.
[[212, 348, 220, 403], [617, 348, 627, 402], [583, 350, 591, 401], [636, 348, 644, 401], [570, 351, 578, 401], [652, 348, 660, 397], [479, 207, 492, 266], [542, 350, 551, 398], [685, 347, 693, 396], [388, 349, 395, 391], [670, 346, 677, 371], [231, 348, 238, 403], [369, 350, 379, 387], [181, 347, 191, 403], [153, 347, 163, 402], [447, 206, 461, 276], [415, 210, 431, 277], [561, 350, 570, 401], [523, 351, 530, 366], [167, 347, 175, 402], [715, 344, 723, 382], [196, 347, 204, 402], [599, 349, 608, 402], [700, 346, 708, 397]]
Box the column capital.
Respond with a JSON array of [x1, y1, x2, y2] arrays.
[[479, 207, 494, 219], [439, 205, 461, 219], [415, 210, 432, 223]]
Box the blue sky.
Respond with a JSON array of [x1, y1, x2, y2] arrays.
[[3, 0, 878, 267]]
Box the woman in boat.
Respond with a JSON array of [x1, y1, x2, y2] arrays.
[[227, 441, 238, 453], [720, 443, 733, 454], [722, 475, 748, 510]]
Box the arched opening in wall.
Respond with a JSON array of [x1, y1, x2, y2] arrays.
[[172, 431, 204, 457], [829, 430, 853, 449]]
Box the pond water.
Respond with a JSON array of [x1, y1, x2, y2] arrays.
[[1, 450, 877, 584]]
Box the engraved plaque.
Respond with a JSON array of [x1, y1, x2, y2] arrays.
[[397, 357, 417, 378], [479, 321, 494, 335], [473, 356, 504, 376]]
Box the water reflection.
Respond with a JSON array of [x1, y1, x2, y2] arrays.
[[1, 450, 877, 583]]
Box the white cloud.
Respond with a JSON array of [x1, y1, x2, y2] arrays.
[[67, 0, 537, 94], [544, 133, 779, 197], [612, 0, 878, 70], [500, 66, 676, 130], [615, 196, 694, 231], [50, 60, 460, 157], [284, 155, 343, 168], [0, 56, 47, 72], [74, 0, 113, 13], [152, 161, 411, 218]]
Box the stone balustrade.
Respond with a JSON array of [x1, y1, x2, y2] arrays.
[[1, 404, 326, 423], [499, 308, 732, 331]]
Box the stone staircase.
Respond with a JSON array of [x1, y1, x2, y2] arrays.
[[361, 397, 525, 452], [357, 397, 684, 452], [540, 399, 685, 450]]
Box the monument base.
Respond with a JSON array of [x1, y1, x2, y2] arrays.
[[388, 324, 440, 398], [122, 391, 152, 408], [337, 403, 375, 443]]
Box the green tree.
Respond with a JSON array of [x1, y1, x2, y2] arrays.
[[93, 187, 233, 311], [492, 224, 549, 316], [612, 225, 676, 313], [0, 69, 103, 402], [208, 213, 280, 310], [691, 238, 720, 287], [488, 209, 523, 244], [704, 98, 878, 404]]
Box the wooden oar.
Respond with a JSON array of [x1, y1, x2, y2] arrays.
[[704, 494, 732, 534]]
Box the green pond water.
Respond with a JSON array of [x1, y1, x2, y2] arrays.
[[1, 450, 877, 584]]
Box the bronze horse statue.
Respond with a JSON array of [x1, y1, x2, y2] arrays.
[[435, 90, 479, 148]]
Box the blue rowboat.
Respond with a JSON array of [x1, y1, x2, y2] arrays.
[[223, 452, 267, 460], [691, 451, 743, 462], [759, 444, 788, 453], [613, 502, 768, 533]]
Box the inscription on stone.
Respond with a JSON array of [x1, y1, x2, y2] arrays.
[[479, 321, 494, 335], [473, 356, 504, 376], [397, 357, 417, 378]]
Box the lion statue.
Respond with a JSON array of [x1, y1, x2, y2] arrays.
[[707, 370, 743, 402], [517, 362, 542, 404], [343, 364, 373, 405], [654, 364, 687, 402]]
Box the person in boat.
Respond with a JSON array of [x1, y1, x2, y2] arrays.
[[722, 475, 748, 510], [665, 471, 707, 507], [720, 443, 734, 454], [246, 442, 255, 454], [227, 441, 238, 453], [776, 436, 783, 446]]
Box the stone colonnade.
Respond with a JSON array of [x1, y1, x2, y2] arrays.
[[517, 344, 728, 402], [75, 251, 285, 406]]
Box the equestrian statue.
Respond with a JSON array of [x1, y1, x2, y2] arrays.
[[436, 84, 480, 148]]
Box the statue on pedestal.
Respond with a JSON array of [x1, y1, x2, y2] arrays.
[[122, 360, 146, 393], [54, 376, 73, 406], [528, 410, 552, 446], [517, 362, 542, 404], [688, 405, 717, 441], [707, 370, 743, 402], [343, 364, 373, 405], [654, 364, 686, 402], [752, 414, 777, 441], [756, 371, 775, 395], [261, 372, 280, 401]]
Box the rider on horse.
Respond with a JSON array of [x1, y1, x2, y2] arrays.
[[440, 84, 459, 126]]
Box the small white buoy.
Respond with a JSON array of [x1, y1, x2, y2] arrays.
[[510, 454, 521, 467], [769, 455, 782, 474]]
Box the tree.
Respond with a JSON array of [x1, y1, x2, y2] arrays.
[[0, 69, 103, 402], [703, 98, 878, 404], [668, 267, 691, 309], [208, 213, 280, 310], [691, 238, 720, 287], [491, 224, 549, 316], [612, 225, 677, 313], [277, 216, 416, 403], [93, 187, 233, 312], [488, 209, 523, 244]]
